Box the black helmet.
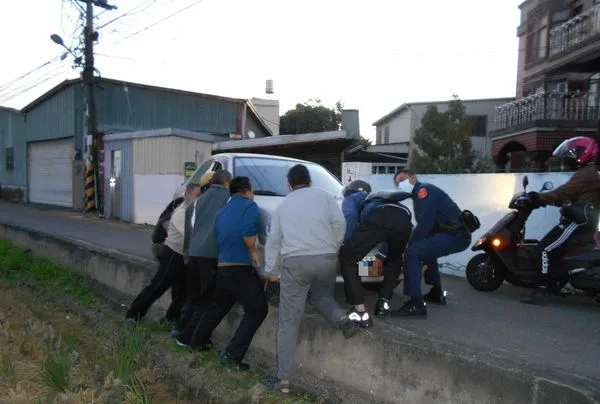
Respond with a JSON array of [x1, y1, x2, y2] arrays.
[[343, 180, 371, 197]]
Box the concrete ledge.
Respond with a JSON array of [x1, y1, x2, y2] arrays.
[[1, 221, 599, 404]]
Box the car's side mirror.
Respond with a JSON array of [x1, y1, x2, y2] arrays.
[[541, 181, 554, 191]]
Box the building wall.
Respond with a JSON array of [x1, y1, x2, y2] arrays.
[[95, 81, 242, 136], [376, 109, 413, 145], [251, 98, 280, 136], [245, 111, 270, 139], [0, 108, 25, 192], [132, 135, 213, 225]]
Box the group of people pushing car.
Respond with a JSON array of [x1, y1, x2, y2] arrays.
[[122, 135, 600, 393]]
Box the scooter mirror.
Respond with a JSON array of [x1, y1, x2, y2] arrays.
[[541, 181, 554, 191], [522, 175, 529, 190]]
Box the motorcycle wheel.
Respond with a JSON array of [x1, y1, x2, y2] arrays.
[[466, 253, 505, 292]]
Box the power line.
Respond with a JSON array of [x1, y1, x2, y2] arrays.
[[0, 61, 72, 101], [96, 0, 158, 30], [100, 0, 206, 51], [0, 67, 71, 105], [0, 55, 66, 92]]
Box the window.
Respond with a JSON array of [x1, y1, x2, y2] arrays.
[[469, 116, 487, 137], [5, 147, 14, 171], [376, 128, 382, 144], [372, 166, 378, 174], [189, 159, 215, 184], [384, 126, 390, 144], [387, 166, 396, 174], [233, 156, 343, 198]]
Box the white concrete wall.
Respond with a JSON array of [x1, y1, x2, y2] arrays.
[[133, 174, 183, 225], [364, 171, 594, 277]]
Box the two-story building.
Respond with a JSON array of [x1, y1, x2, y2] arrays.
[[491, 0, 600, 171], [372, 97, 514, 166]]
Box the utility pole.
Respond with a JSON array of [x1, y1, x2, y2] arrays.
[[78, 0, 115, 214]]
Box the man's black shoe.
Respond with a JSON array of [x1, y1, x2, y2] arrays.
[[347, 309, 374, 328], [391, 299, 427, 318], [219, 351, 250, 371], [191, 339, 214, 352], [374, 298, 391, 317], [424, 288, 447, 306]]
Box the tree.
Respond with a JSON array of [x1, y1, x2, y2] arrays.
[[409, 95, 490, 174], [280, 99, 371, 146], [280, 99, 342, 135]]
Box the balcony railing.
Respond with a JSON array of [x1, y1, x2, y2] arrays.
[[549, 4, 600, 57], [493, 91, 599, 131]]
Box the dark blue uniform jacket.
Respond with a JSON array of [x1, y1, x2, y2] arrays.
[[410, 181, 463, 244]]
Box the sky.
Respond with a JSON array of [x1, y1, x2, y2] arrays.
[[0, 0, 523, 141]]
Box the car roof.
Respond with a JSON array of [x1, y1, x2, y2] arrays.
[[212, 152, 317, 165]]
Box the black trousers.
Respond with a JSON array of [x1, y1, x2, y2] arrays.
[[339, 205, 412, 305], [125, 245, 187, 322], [539, 219, 596, 282], [189, 265, 268, 361], [178, 256, 218, 343]]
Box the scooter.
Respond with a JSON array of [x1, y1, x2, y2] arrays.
[[465, 175, 600, 302]]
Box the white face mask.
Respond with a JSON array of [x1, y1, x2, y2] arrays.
[[397, 179, 414, 194]]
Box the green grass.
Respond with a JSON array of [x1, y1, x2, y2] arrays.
[[0, 238, 97, 307], [0, 354, 15, 385], [126, 370, 154, 404], [111, 325, 145, 385], [41, 351, 70, 393]]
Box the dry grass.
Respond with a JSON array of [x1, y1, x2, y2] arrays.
[[0, 290, 184, 404]]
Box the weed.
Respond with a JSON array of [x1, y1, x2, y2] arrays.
[[125, 369, 153, 404], [1, 353, 15, 384], [41, 351, 70, 393], [112, 325, 145, 385]]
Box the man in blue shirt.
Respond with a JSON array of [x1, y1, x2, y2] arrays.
[[392, 170, 471, 319], [188, 176, 268, 371], [339, 180, 413, 327]]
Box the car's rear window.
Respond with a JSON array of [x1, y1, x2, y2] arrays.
[[233, 156, 343, 198]]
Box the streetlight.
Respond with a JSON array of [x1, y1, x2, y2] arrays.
[[50, 34, 81, 65], [50, 34, 64, 46]]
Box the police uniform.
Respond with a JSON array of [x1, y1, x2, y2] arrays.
[[393, 182, 470, 317]]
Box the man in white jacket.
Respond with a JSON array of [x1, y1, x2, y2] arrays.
[[263, 164, 358, 394]]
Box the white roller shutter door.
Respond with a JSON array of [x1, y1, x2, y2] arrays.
[[28, 138, 74, 207]]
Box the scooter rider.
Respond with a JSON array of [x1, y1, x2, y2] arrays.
[[339, 180, 413, 327], [392, 170, 471, 318], [529, 136, 600, 294]]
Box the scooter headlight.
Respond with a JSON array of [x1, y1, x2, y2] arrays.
[[474, 237, 485, 247]]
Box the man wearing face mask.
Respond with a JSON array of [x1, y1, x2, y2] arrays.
[[125, 183, 203, 323], [392, 170, 471, 318]]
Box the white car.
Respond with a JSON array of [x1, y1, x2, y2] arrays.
[[173, 153, 385, 288]]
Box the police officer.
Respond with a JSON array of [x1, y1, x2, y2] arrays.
[[339, 180, 413, 327], [530, 136, 600, 295], [392, 170, 471, 318]]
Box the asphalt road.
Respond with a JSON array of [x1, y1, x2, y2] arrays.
[[1, 201, 600, 387]]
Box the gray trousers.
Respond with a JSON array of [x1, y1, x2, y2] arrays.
[[276, 253, 345, 381]]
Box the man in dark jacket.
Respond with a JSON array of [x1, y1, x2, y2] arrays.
[[531, 136, 600, 295], [176, 169, 232, 347], [392, 170, 471, 319], [339, 180, 413, 327], [125, 183, 202, 323]]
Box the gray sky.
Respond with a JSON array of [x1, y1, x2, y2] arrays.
[[0, 0, 522, 141]]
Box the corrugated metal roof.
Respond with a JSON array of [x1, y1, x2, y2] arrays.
[[103, 127, 221, 143], [213, 130, 352, 151]]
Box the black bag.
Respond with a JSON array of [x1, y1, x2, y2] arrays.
[[151, 197, 185, 244], [460, 210, 480, 233]]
